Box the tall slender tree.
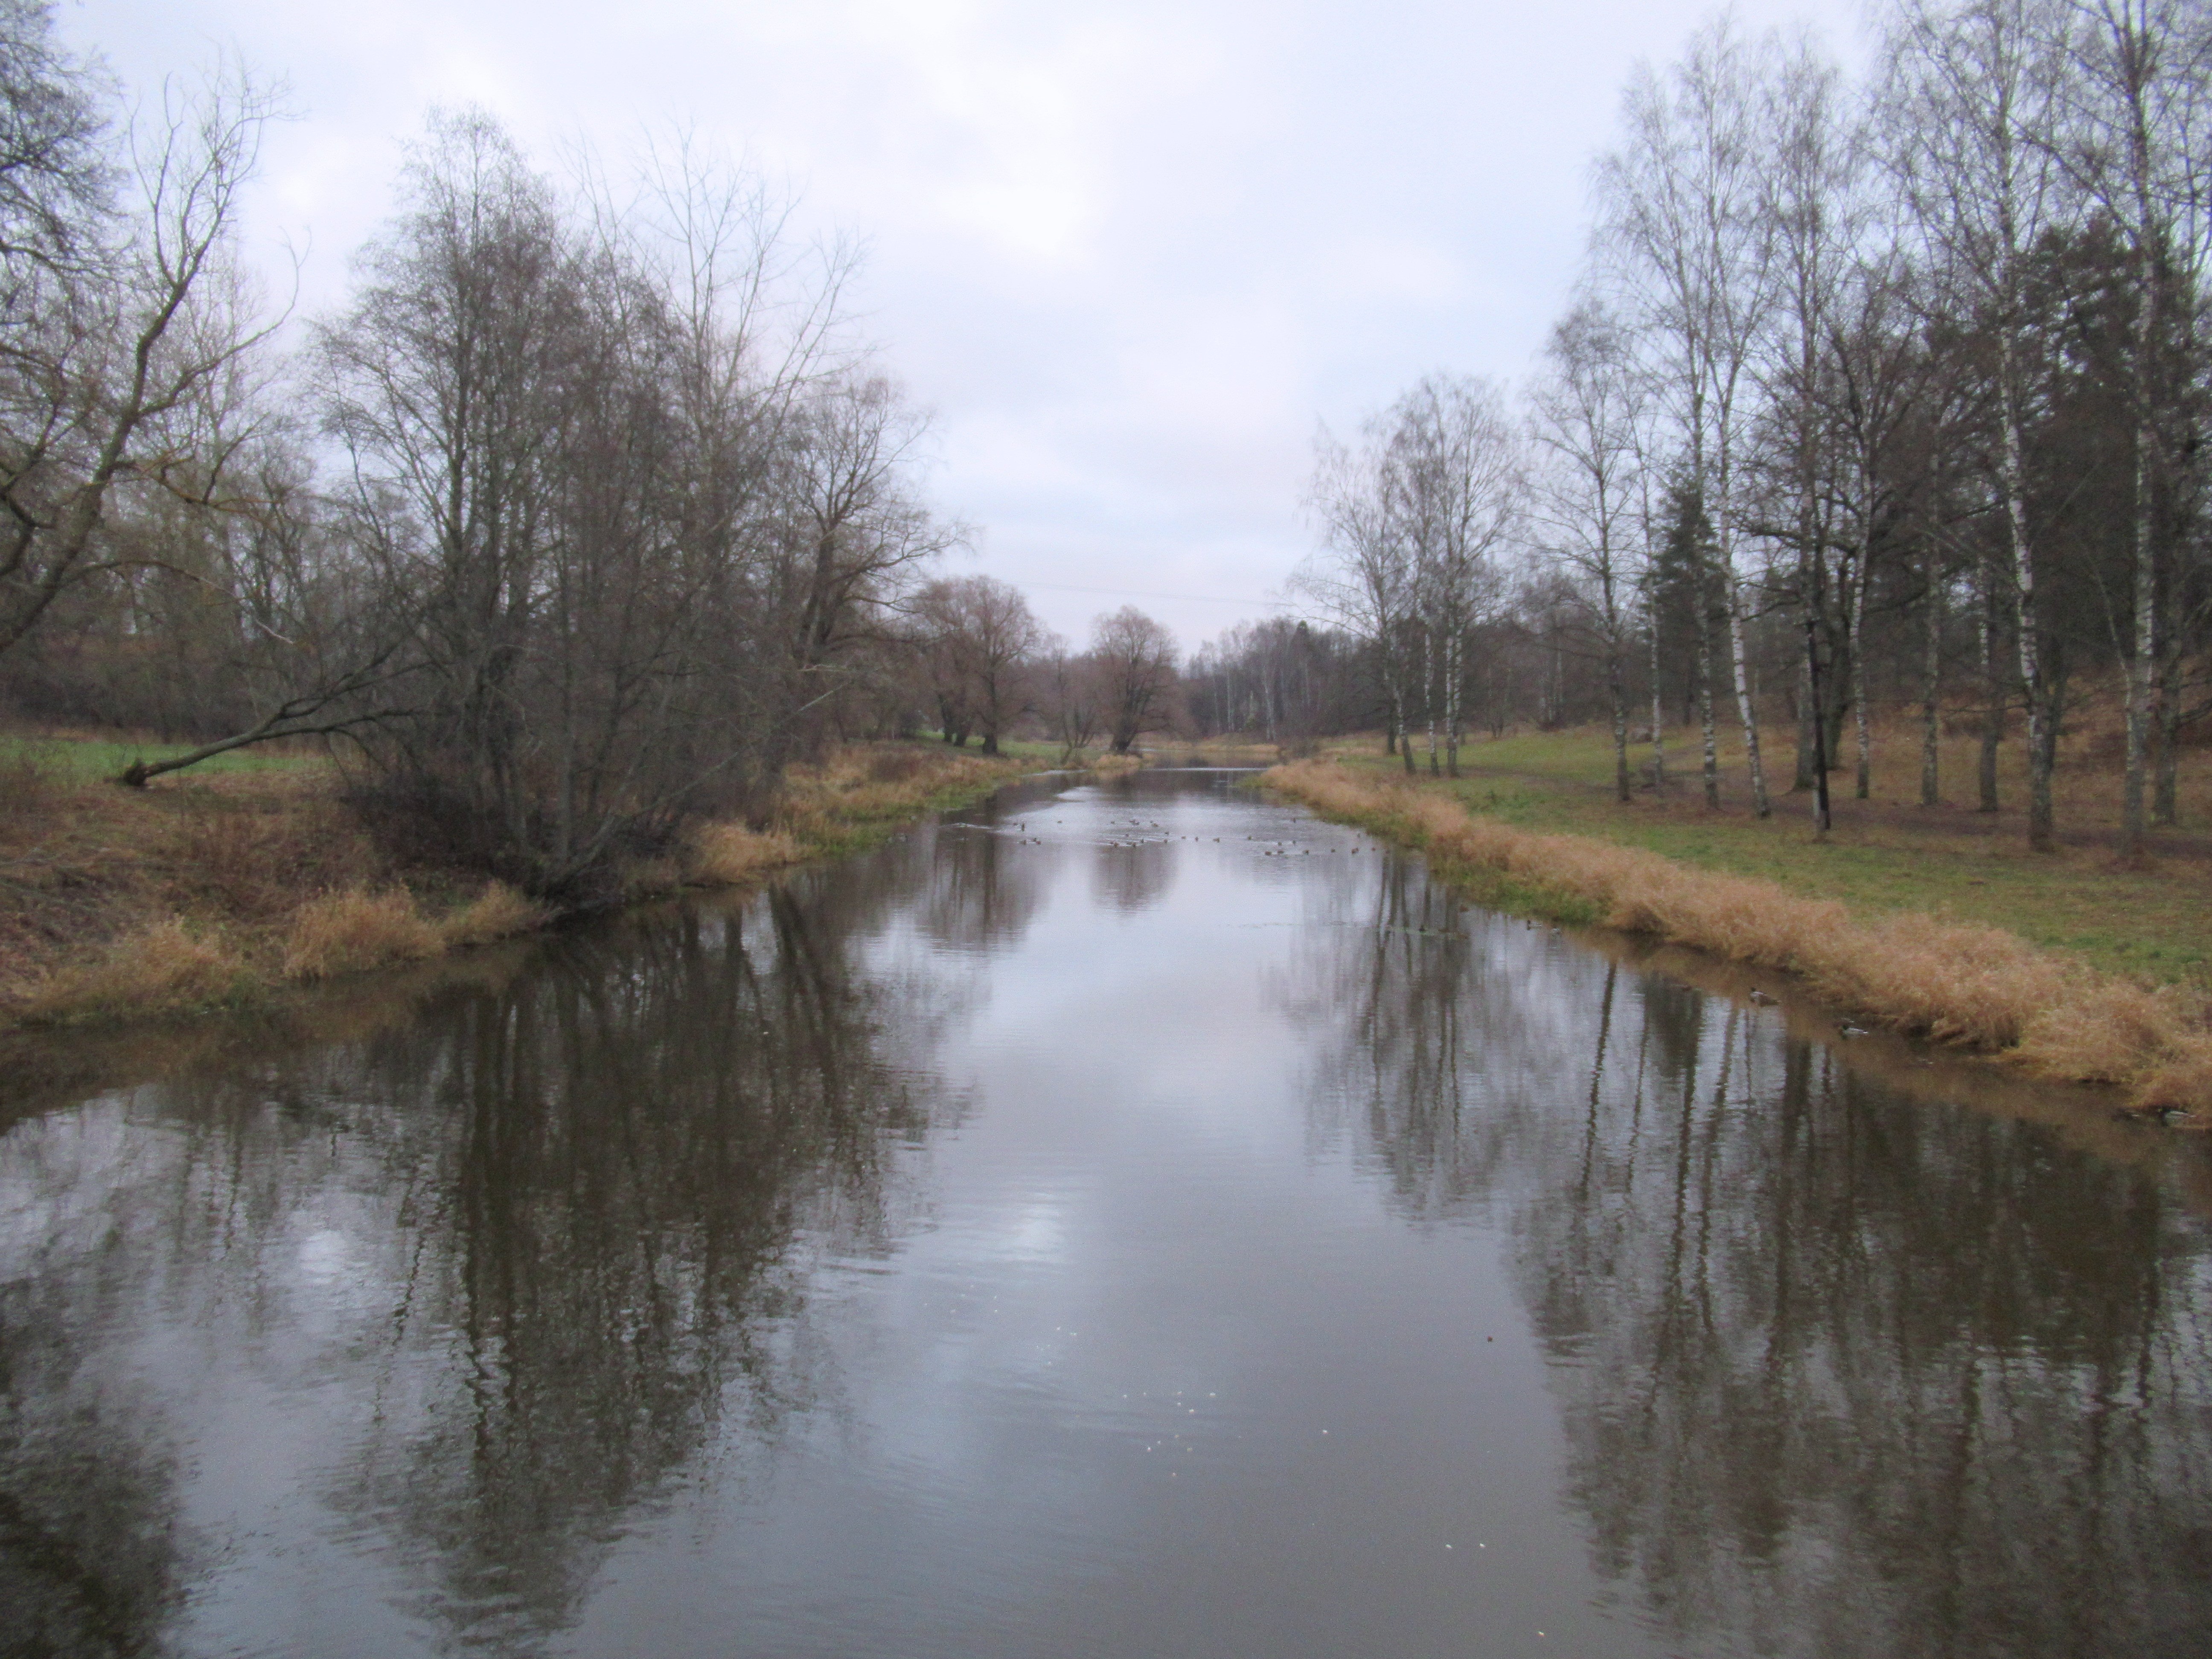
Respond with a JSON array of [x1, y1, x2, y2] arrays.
[[1598, 15, 1781, 815]]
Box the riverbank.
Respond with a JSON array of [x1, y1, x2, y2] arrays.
[[1306, 718, 2212, 982], [0, 738, 1044, 1030], [1264, 756, 2212, 1112]]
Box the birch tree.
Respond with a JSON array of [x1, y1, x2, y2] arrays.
[[1295, 420, 1419, 770], [1749, 36, 1863, 826], [1385, 374, 1521, 778], [2054, 0, 2211, 851], [1528, 297, 1649, 801], [1598, 17, 1780, 815], [1883, 0, 2077, 850]]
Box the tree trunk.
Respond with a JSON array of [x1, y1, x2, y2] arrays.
[[1726, 581, 1770, 818], [1795, 652, 1817, 792], [1793, 525, 1824, 794], [2000, 335, 2055, 853], [1696, 593, 1719, 809], [2154, 644, 2180, 825], [2118, 71, 2163, 861], [1385, 656, 1414, 774], [1444, 626, 1462, 779], [1849, 549, 1871, 801], [1978, 549, 2002, 813], [1920, 546, 1943, 808], [1608, 632, 1630, 803], [2119, 370, 2155, 859], [1806, 615, 1831, 835]]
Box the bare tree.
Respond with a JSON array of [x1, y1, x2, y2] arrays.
[[1883, 0, 2077, 850], [1091, 605, 1178, 754], [1746, 34, 1865, 827], [1529, 297, 1649, 800], [316, 110, 950, 896], [1037, 639, 1103, 763], [0, 47, 282, 661], [1598, 16, 1781, 814], [0, 0, 111, 292], [111, 428, 418, 785], [763, 373, 958, 767], [1295, 420, 1418, 768], [1385, 374, 1521, 777], [912, 573, 1045, 754], [2052, 0, 2210, 852]]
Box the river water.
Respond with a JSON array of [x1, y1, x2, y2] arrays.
[[3, 768, 2209, 1658]]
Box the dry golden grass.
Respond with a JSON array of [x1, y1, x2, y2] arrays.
[[280, 888, 445, 981], [437, 881, 550, 947], [2132, 1037, 2212, 1111], [773, 744, 1032, 847], [2, 736, 1033, 1032], [20, 918, 246, 1022], [685, 823, 806, 886], [1269, 759, 2212, 1109]]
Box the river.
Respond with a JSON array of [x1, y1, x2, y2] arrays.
[[2, 767, 2208, 1657]]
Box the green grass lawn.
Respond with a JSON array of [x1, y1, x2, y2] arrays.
[[1332, 733, 2212, 987], [7, 734, 325, 784]]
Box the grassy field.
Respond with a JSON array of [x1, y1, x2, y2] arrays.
[[3, 732, 324, 782], [1317, 719, 2212, 987]]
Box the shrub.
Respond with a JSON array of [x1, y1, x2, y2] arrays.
[[21, 919, 245, 1021], [686, 823, 804, 886], [437, 881, 550, 948], [867, 748, 928, 783], [281, 888, 444, 981]]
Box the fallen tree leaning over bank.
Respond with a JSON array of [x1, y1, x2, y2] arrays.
[[1264, 760, 2212, 1112]]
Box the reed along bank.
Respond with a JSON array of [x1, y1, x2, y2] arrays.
[[1264, 758, 2212, 1112]]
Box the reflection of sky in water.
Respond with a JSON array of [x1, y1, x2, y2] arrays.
[[1, 770, 2207, 1659]]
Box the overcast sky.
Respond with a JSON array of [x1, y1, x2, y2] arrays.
[[70, 0, 1870, 652]]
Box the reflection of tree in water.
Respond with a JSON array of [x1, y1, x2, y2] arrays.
[[1091, 837, 1175, 914], [0, 1279, 187, 1658], [323, 886, 950, 1653], [1286, 852, 1590, 1224], [916, 804, 1048, 953], [1289, 859, 2212, 1656], [0, 876, 954, 1658]]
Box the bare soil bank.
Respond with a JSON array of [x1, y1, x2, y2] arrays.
[[1264, 758, 2212, 1114], [0, 741, 1040, 1031]]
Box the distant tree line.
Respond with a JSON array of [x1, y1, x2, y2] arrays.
[[1275, 0, 2212, 855]]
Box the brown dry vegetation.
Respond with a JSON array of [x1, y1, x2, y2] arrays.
[[768, 745, 1035, 854], [1266, 758, 2212, 1111], [280, 888, 446, 981], [0, 738, 1044, 1030], [0, 754, 556, 1024]]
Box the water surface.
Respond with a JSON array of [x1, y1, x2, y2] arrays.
[[3, 770, 2208, 1657]]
